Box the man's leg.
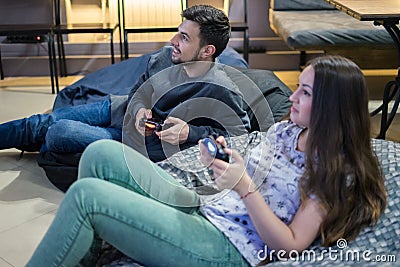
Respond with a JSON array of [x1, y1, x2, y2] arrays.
[[26, 179, 247, 267], [79, 139, 198, 211], [0, 99, 111, 151], [44, 120, 121, 153]]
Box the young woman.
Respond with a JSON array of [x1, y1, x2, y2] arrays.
[[26, 56, 386, 267]]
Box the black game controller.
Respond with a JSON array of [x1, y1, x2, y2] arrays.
[[202, 135, 230, 162], [139, 118, 164, 132]]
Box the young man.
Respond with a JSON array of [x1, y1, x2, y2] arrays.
[[0, 5, 250, 162]]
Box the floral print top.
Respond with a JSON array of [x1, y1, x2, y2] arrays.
[[200, 121, 306, 266]]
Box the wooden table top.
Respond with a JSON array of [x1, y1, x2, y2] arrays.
[[325, 0, 400, 21]]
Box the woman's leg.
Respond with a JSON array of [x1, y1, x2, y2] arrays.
[[79, 139, 199, 212], [27, 179, 247, 267]]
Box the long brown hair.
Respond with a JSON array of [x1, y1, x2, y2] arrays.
[[300, 56, 386, 245]]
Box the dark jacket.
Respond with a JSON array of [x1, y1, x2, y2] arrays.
[[117, 46, 251, 161]]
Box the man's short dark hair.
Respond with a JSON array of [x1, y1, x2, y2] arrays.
[[182, 5, 230, 59]]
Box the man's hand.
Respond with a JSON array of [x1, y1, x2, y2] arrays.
[[135, 108, 152, 136], [155, 117, 189, 145]]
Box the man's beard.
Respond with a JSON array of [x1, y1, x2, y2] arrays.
[[171, 48, 201, 64]]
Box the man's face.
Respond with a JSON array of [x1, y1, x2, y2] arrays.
[[170, 20, 204, 64]]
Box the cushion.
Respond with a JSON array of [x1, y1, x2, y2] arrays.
[[225, 68, 292, 131], [271, 0, 335, 11], [270, 10, 394, 50]]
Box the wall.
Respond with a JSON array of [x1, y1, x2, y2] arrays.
[[0, 0, 304, 77]]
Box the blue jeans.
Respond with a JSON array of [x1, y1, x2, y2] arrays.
[[26, 140, 248, 267], [0, 99, 121, 153]]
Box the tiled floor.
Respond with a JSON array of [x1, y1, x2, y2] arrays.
[[0, 72, 399, 267], [0, 78, 78, 267]]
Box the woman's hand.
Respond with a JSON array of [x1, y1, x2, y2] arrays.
[[199, 136, 254, 194], [199, 135, 227, 167]]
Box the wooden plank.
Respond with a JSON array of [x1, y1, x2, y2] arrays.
[[325, 0, 400, 21]]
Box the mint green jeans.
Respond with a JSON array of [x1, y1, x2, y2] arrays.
[[27, 140, 248, 267]]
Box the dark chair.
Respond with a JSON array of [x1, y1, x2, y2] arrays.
[[229, 0, 249, 63], [53, 0, 122, 77], [0, 0, 59, 94], [0, 47, 3, 80], [121, 0, 183, 59]]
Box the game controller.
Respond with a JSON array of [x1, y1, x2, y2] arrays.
[[139, 118, 164, 132], [202, 135, 230, 162]]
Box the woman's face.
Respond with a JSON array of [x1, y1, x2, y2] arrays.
[[289, 65, 314, 128]]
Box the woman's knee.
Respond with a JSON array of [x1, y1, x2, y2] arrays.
[[64, 179, 110, 215], [65, 179, 99, 207], [78, 139, 126, 179], [80, 139, 124, 165]]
